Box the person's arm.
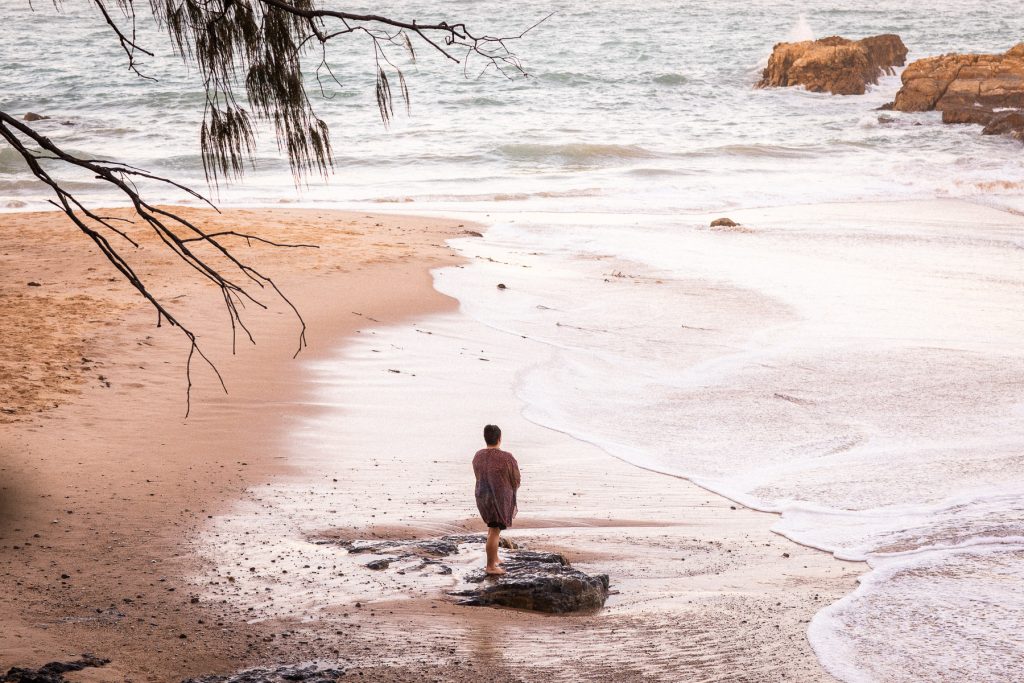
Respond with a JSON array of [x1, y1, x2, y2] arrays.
[[509, 456, 521, 490]]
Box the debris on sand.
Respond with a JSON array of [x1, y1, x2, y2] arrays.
[[1, 654, 109, 683], [183, 666, 346, 683]]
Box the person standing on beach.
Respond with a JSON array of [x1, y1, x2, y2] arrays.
[[473, 424, 521, 575]]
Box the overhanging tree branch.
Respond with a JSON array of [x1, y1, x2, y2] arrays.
[[4, 0, 543, 414], [142, 0, 545, 181], [93, 0, 157, 80], [0, 110, 315, 416]]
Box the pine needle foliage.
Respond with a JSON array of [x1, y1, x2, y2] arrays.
[[58, 1, 546, 186], [150, 0, 331, 183], [89, 0, 545, 186]]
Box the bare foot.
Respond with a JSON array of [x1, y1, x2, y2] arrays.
[[484, 565, 506, 576]]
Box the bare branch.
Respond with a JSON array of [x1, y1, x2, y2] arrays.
[[180, 231, 320, 249], [93, 0, 157, 80], [0, 110, 309, 415]]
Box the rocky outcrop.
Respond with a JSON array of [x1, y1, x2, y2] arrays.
[[982, 111, 1024, 139], [758, 34, 908, 95], [889, 43, 1024, 141], [891, 43, 1024, 111], [324, 533, 610, 613], [451, 550, 610, 613]]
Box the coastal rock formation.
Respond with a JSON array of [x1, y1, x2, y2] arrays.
[[982, 111, 1024, 139], [888, 44, 1024, 141], [891, 44, 1024, 112], [451, 550, 610, 613], [22, 112, 48, 121], [758, 34, 908, 95]]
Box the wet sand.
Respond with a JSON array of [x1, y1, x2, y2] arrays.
[[0, 206, 859, 681], [197, 310, 862, 683]]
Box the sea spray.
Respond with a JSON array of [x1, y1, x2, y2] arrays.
[[788, 14, 816, 42]]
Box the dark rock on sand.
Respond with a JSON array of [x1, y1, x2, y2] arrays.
[[710, 217, 755, 233], [183, 666, 345, 683], [758, 35, 907, 95], [364, 557, 394, 570], [327, 534, 609, 611], [451, 550, 610, 613], [1, 654, 109, 683], [22, 112, 48, 122]]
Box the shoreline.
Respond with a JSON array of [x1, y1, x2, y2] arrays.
[[196, 303, 861, 681], [0, 207, 468, 679], [431, 196, 1024, 682], [0, 205, 861, 681]]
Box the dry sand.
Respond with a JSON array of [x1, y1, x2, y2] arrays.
[[0, 207, 859, 682]]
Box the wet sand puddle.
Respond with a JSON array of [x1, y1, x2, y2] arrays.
[[192, 297, 855, 680]]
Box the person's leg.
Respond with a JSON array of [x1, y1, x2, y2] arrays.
[[485, 526, 505, 574]]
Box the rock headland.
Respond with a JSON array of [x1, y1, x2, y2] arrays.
[[758, 34, 908, 95], [887, 43, 1024, 141]]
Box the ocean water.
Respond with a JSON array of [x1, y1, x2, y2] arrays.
[[3, 0, 1023, 213], [4, 1, 1024, 681]]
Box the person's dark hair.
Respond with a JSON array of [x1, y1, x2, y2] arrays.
[[483, 424, 502, 447]]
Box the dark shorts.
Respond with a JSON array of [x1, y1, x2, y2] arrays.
[[486, 521, 507, 530]]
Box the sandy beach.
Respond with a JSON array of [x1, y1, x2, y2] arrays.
[[4, 0, 1024, 678], [0, 206, 862, 682]]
